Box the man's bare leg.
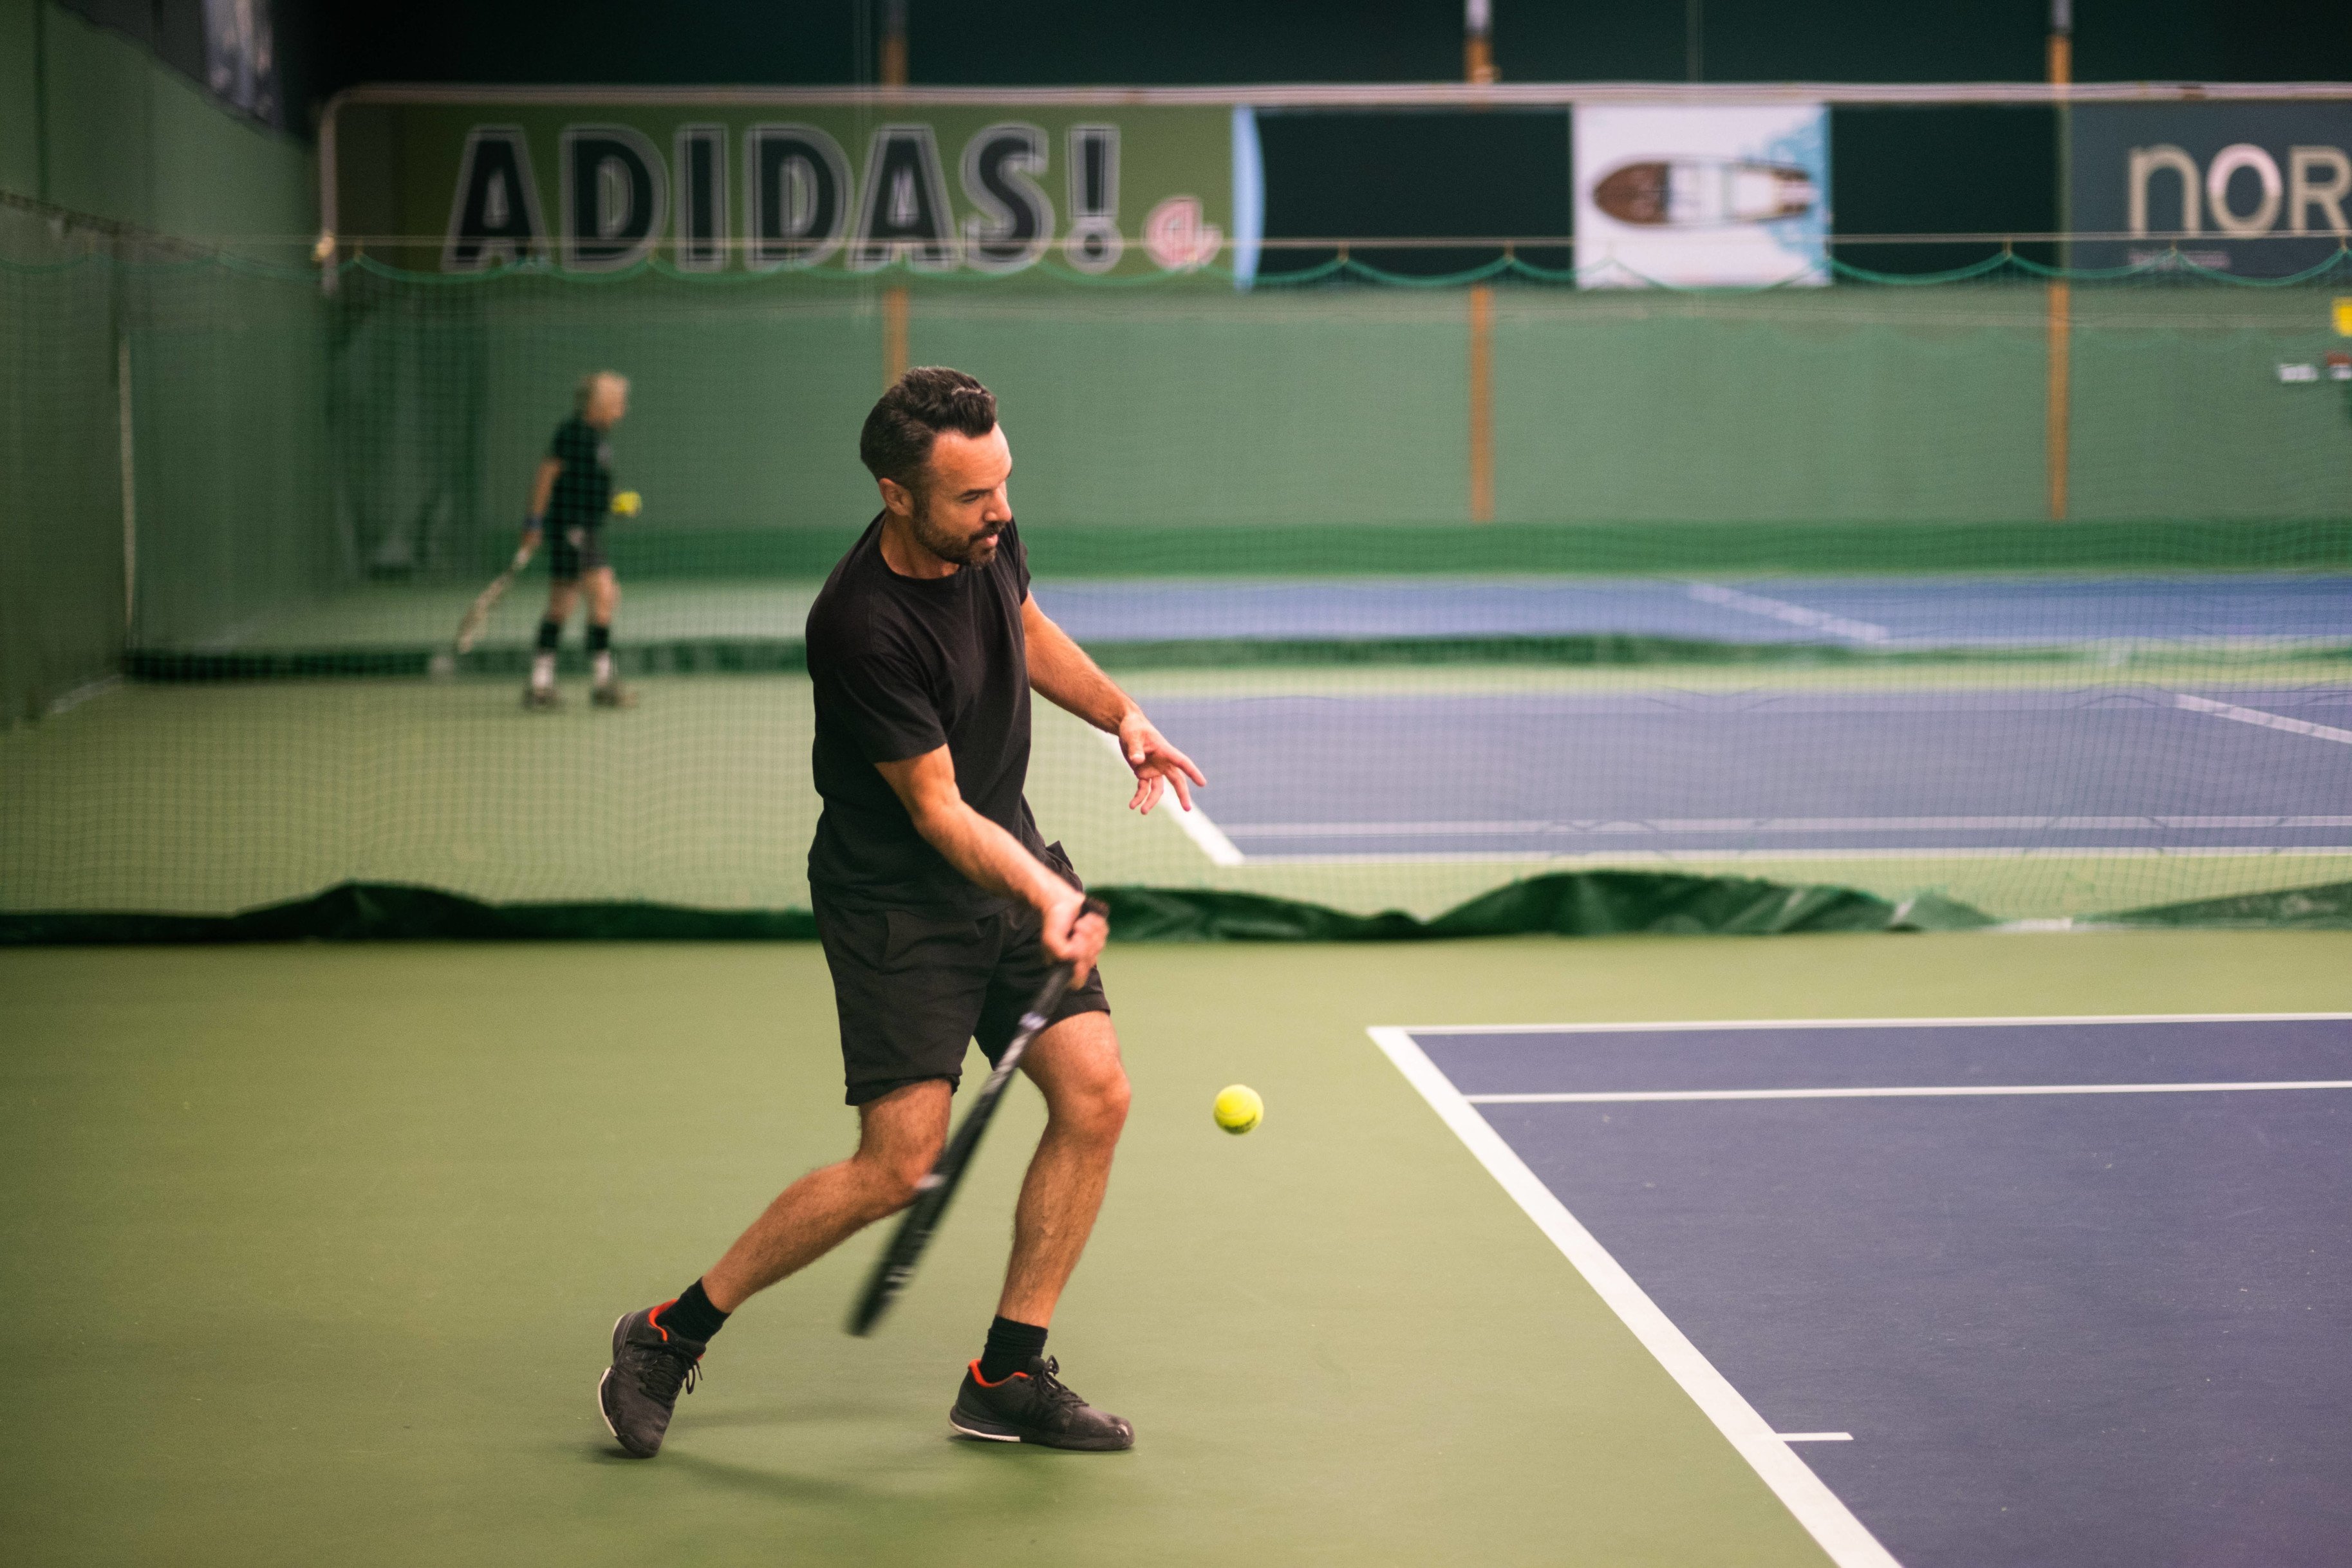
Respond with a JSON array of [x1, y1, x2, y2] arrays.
[[948, 1012, 1135, 1450], [527, 582, 579, 704], [700, 1079, 950, 1312], [583, 565, 629, 703], [599, 1079, 949, 1457], [996, 1012, 1131, 1325]]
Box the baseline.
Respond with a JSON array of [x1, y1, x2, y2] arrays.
[[1368, 1025, 1901, 1568], [1396, 1011, 2352, 1035], [2176, 691, 2352, 746]]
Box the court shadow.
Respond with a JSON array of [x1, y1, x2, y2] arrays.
[[944, 1433, 1136, 1462], [666, 1397, 888, 1430], [590, 1447, 886, 1508]]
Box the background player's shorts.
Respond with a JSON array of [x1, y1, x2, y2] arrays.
[[547, 523, 609, 583], [812, 844, 1111, 1106]]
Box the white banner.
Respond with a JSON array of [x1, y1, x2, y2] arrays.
[[1573, 105, 1829, 288]]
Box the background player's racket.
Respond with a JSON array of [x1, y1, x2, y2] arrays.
[[846, 896, 1108, 1337], [454, 544, 533, 654]]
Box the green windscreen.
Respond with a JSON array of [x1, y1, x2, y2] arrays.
[[6, 245, 2350, 936]]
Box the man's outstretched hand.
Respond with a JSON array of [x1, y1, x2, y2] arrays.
[[1117, 711, 1207, 816]]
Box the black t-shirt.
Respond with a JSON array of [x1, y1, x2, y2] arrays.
[[805, 513, 1049, 914], [547, 415, 612, 528]]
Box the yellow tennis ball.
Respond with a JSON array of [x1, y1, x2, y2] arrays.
[[611, 490, 642, 516], [1213, 1084, 1263, 1135]]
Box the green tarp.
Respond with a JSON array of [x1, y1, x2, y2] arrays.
[[0, 871, 1996, 945]]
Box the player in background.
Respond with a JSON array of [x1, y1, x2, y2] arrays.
[[521, 371, 637, 710]]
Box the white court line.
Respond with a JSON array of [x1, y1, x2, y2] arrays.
[[1780, 1433, 1854, 1443], [1090, 729, 1245, 866], [1468, 1079, 2352, 1104], [1223, 814, 2352, 837], [1369, 1026, 1903, 1568], [1687, 582, 1892, 644], [44, 675, 123, 716], [1237, 845, 2352, 866], [1398, 1012, 2352, 1035], [2175, 691, 2352, 745]]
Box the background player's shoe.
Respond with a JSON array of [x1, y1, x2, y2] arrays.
[[590, 682, 635, 709], [597, 1306, 705, 1458], [521, 685, 560, 711], [949, 1356, 1134, 1450]]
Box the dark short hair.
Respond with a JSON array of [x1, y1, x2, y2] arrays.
[[859, 367, 998, 491]]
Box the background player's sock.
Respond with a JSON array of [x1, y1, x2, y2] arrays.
[[532, 618, 561, 690], [588, 622, 613, 687], [977, 1315, 1049, 1381], [655, 1278, 729, 1343]]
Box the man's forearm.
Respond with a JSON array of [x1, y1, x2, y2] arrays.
[[1027, 613, 1135, 733], [528, 459, 559, 518], [914, 799, 1069, 910]]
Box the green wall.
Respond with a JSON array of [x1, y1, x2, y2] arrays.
[[0, 0, 323, 721], [0, 0, 315, 245]]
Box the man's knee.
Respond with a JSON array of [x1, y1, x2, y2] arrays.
[[852, 1081, 949, 1210], [858, 1136, 944, 1213], [1056, 1054, 1131, 1143]]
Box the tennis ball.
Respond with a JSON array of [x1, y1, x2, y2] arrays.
[[611, 490, 642, 517], [1213, 1084, 1263, 1135]]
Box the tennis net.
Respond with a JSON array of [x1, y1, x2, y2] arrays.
[[6, 239, 2350, 937]]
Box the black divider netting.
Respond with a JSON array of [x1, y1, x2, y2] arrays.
[[5, 250, 2351, 935]]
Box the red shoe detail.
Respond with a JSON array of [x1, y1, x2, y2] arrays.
[[969, 1357, 1031, 1388]]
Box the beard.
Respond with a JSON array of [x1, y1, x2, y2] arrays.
[[909, 492, 1002, 567]]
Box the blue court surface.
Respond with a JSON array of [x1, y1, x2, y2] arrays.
[[1150, 684, 2352, 859], [1033, 575, 2352, 649], [1374, 1014, 2352, 1568]]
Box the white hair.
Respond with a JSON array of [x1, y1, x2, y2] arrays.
[[575, 371, 629, 412]]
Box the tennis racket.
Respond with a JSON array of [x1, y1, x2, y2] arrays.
[[846, 897, 1108, 1336], [454, 544, 534, 655]]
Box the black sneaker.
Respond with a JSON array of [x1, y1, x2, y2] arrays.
[[522, 685, 560, 711], [597, 1306, 706, 1458], [590, 681, 635, 709], [949, 1356, 1134, 1451]]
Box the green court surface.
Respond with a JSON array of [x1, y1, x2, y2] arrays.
[[6, 929, 2349, 1567]]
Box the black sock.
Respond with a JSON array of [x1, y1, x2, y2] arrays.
[[977, 1315, 1048, 1382], [586, 622, 611, 654], [535, 617, 562, 652], [655, 1279, 729, 1343]]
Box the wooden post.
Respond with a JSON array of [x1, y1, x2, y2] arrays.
[[881, 0, 910, 389], [2046, 0, 2072, 521], [118, 335, 137, 634], [2046, 281, 2070, 521], [881, 0, 908, 94], [1464, 1, 1497, 520], [1464, 0, 1496, 84], [883, 287, 911, 388], [1469, 283, 1495, 522]]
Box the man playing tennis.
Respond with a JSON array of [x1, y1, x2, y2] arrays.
[[521, 370, 634, 710], [599, 367, 1205, 1457]]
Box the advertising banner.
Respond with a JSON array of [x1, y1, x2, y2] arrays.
[[1572, 104, 1829, 288], [2071, 103, 2352, 277], [331, 99, 1239, 278]]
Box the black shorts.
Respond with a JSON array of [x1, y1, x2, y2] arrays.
[[813, 848, 1110, 1106], [548, 524, 608, 583]]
